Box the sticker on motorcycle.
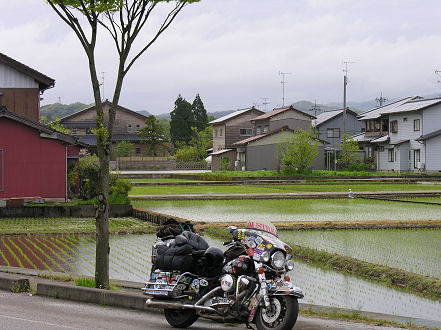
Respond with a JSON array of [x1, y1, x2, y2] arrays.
[[266, 243, 272, 249], [199, 279, 209, 287], [247, 241, 256, 248], [255, 237, 263, 245], [246, 248, 254, 256]]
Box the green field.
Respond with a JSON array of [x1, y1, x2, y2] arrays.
[[132, 198, 441, 223], [279, 228, 441, 279], [0, 217, 155, 235], [129, 183, 441, 195], [124, 178, 200, 183]]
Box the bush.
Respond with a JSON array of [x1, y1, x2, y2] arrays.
[[78, 155, 131, 204]]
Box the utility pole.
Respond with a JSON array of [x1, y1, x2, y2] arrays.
[[375, 92, 387, 107], [279, 71, 292, 107], [261, 97, 270, 111], [342, 61, 354, 136]]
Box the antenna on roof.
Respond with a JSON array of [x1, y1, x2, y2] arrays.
[[278, 71, 292, 107], [375, 92, 387, 107], [261, 97, 270, 111], [435, 70, 441, 92], [100, 72, 106, 101], [310, 100, 320, 116]]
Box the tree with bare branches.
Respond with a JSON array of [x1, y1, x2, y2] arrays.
[[47, 0, 198, 289]]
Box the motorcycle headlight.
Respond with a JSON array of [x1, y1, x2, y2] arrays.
[[286, 260, 294, 271], [261, 251, 270, 263], [271, 251, 285, 269]]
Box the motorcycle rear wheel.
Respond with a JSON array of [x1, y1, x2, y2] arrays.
[[164, 308, 198, 328], [255, 296, 298, 330]]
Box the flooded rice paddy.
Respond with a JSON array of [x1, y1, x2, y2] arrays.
[[1, 233, 440, 321], [279, 228, 441, 279], [132, 198, 441, 222]]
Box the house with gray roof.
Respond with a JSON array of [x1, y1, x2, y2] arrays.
[[312, 108, 363, 150], [354, 96, 441, 172]]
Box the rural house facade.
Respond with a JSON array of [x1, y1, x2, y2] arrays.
[[59, 101, 159, 156], [353, 96, 441, 172]]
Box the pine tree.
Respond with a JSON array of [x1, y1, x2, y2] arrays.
[[170, 95, 194, 147], [192, 94, 208, 132]]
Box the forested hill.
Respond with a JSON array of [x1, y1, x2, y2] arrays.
[[40, 102, 91, 121]]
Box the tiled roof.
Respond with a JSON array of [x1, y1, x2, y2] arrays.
[[358, 96, 441, 120], [59, 100, 150, 122], [312, 109, 359, 127], [0, 52, 55, 91], [209, 107, 264, 124], [211, 149, 235, 155], [252, 105, 316, 121]]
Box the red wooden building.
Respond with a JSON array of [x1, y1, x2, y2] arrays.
[[0, 108, 79, 200], [0, 53, 81, 202]]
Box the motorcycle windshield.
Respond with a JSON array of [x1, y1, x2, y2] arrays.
[[246, 220, 278, 237]]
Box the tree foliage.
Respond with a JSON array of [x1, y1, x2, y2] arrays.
[[138, 115, 167, 156], [115, 141, 135, 157], [192, 94, 208, 132], [281, 128, 319, 173], [47, 0, 197, 289], [174, 126, 212, 162], [170, 95, 194, 147], [338, 134, 360, 169]]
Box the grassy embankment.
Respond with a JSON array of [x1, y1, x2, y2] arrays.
[[128, 183, 441, 195], [0, 217, 155, 235]]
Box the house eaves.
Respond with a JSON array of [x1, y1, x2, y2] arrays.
[[252, 105, 316, 122], [416, 129, 441, 142], [209, 107, 264, 125], [313, 109, 358, 127], [0, 52, 55, 91]]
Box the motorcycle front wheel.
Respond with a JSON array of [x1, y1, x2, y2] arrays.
[[255, 296, 299, 330], [164, 308, 198, 328]]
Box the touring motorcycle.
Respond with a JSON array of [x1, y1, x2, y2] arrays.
[[142, 219, 303, 329]]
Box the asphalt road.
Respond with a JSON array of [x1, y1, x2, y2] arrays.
[[0, 291, 401, 330]]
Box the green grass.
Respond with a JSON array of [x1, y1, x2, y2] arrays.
[[0, 217, 156, 235], [198, 169, 439, 179], [129, 183, 441, 195], [123, 178, 201, 183]]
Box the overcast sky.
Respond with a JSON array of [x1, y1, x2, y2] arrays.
[[2, 0, 441, 114]]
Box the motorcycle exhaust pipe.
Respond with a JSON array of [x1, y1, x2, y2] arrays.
[[145, 299, 216, 313]]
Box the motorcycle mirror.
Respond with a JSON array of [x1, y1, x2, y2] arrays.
[[227, 226, 237, 233]]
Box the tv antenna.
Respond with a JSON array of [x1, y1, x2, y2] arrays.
[[278, 71, 292, 107], [100, 71, 107, 101], [310, 100, 320, 117], [342, 61, 355, 135], [375, 92, 387, 107], [261, 97, 270, 111], [436, 70, 441, 90]]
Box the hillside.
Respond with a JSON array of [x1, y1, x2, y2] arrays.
[[40, 102, 91, 121]]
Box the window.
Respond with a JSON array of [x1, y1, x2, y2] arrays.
[[388, 148, 394, 162], [374, 120, 380, 132], [382, 118, 389, 132], [379, 146, 385, 152], [263, 125, 269, 133], [327, 128, 340, 138], [136, 124, 141, 132], [366, 146, 372, 158], [135, 147, 141, 155], [72, 128, 77, 135], [240, 128, 253, 136], [220, 128, 223, 137], [413, 149, 421, 169], [361, 127, 366, 133], [256, 127, 261, 135], [85, 128, 94, 135], [215, 129, 218, 137], [414, 119, 420, 131], [390, 120, 398, 133], [127, 124, 132, 132]]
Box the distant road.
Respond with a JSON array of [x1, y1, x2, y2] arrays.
[[0, 290, 400, 330]]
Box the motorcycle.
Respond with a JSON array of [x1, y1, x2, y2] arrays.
[[143, 219, 303, 330]]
